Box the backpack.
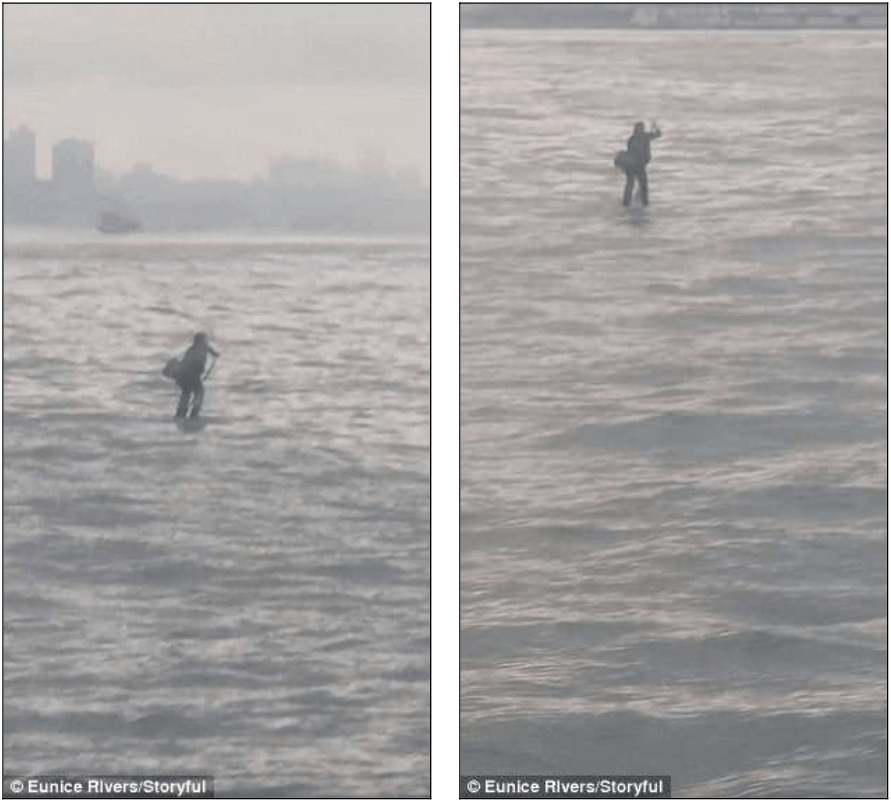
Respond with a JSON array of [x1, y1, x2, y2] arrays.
[[162, 358, 181, 380], [614, 150, 634, 170]]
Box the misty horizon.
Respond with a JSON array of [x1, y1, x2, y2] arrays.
[[4, 123, 429, 234], [460, 2, 887, 29], [4, 4, 429, 234], [5, 122, 428, 187], [3, 4, 430, 182]]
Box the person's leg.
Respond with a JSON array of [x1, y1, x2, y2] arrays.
[[638, 167, 649, 205], [623, 171, 634, 206], [189, 381, 204, 418], [175, 386, 190, 418]]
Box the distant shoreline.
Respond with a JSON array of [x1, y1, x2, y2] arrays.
[[460, 25, 887, 33], [460, 22, 887, 31], [461, 25, 887, 31], [2, 224, 431, 246], [460, 3, 887, 31]]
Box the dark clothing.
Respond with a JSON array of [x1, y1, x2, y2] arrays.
[[622, 128, 660, 206], [623, 165, 649, 206], [174, 341, 217, 418], [627, 130, 657, 166], [179, 342, 213, 383], [175, 380, 204, 419]]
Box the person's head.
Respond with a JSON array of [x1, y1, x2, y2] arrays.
[[193, 332, 208, 346], [634, 121, 645, 134]]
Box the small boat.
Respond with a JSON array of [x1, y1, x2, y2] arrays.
[[97, 211, 142, 234]]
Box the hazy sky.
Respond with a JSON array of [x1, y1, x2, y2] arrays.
[[3, 4, 430, 183]]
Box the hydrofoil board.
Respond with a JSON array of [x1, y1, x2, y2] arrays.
[[176, 417, 208, 432]]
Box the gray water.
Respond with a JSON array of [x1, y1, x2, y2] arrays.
[[461, 30, 887, 797], [4, 231, 430, 797]]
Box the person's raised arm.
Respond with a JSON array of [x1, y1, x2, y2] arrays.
[[650, 122, 662, 139]]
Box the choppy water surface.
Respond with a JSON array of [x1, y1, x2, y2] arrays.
[[4, 231, 430, 797], [461, 30, 886, 797]]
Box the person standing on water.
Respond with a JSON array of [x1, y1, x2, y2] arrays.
[[171, 332, 219, 418], [620, 121, 661, 206]]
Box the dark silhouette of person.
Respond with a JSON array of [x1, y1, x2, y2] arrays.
[[174, 332, 219, 418], [622, 121, 661, 206]]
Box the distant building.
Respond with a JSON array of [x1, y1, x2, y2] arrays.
[[461, 2, 887, 29], [268, 155, 344, 187], [4, 126, 37, 187], [52, 137, 95, 195], [2, 125, 427, 233], [360, 145, 388, 177]]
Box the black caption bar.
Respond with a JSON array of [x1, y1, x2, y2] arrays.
[[460, 776, 671, 799], [3, 776, 214, 799]]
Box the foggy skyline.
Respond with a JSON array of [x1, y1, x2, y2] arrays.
[[3, 4, 430, 183]]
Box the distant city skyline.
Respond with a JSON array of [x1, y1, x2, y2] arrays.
[[3, 4, 430, 183], [4, 122, 424, 185], [460, 2, 887, 29], [3, 122, 428, 234]]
